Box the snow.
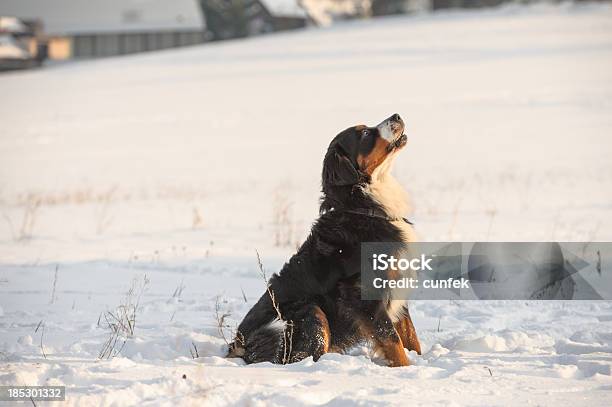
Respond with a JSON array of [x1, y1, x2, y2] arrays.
[[1, 2, 612, 406]]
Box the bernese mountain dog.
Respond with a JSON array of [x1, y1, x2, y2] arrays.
[[227, 114, 421, 367]]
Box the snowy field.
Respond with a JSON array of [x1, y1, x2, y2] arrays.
[[1, 2, 612, 406]]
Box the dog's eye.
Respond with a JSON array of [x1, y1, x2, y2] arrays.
[[361, 129, 369, 137]]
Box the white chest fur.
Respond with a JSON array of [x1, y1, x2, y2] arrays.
[[364, 153, 415, 322], [365, 152, 415, 244]]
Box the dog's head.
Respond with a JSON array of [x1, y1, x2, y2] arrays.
[[322, 113, 407, 193]]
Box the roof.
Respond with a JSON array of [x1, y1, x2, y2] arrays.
[[259, 0, 308, 18], [0, 0, 204, 36]]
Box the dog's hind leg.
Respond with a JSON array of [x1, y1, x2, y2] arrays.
[[394, 308, 421, 355], [357, 305, 409, 367], [286, 304, 331, 363], [233, 303, 331, 365], [238, 320, 286, 364]]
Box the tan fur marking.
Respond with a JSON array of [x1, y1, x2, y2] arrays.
[[395, 315, 422, 355], [357, 137, 392, 176], [357, 319, 410, 367], [313, 306, 331, 354], [374, 335, 410, 367]]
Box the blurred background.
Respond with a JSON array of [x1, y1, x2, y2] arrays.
[[1, 0, 605, 68]]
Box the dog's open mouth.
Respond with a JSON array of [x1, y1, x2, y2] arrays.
[[388, 134, 408, 151]]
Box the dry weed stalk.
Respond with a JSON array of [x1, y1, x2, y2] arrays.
[[192, 207, 204, 229], [189, 341, 200, 359], [272, 190, 294, 247], [98, 275, 150, 359], [255, 250, 294, 364], [172, 279, 186, 300], [50, 265, 59, 304], [95, 186, 116, 235], [214, 296, 232, 345], [34, 320, 46, 359], [20, 195, 41, 240], [596, 250, 602, 276], [5, 194, 43, 241]]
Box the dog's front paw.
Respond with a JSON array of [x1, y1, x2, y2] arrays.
[[227, 341, 245, 358]]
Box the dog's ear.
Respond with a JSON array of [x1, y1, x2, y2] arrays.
[[322, 151, 359, 186]]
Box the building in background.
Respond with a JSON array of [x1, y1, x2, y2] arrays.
[[0, 0, 205, 59], [370, 0, 514, 14], [371, 0, 431, 16], [0, 0, 542, 63], [430, 0, 505, 10], [199, 0, 309, 41], [300, 0, 372, 25]]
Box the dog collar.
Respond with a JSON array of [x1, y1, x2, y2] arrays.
[[337, 208, 414, 225]]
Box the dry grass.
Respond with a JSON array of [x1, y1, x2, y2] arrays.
[[192, 207, 204, 229], [98, 275, 150, 359], [272, 188, 294, 248], [8, 185, 207, 207], [255, 250, 294, 364], [172, 279, 186, 300], [95, 186, 116, 235], [189, 341, 200, 359], [20, 195, 42, 240], [1, 194, 42, 241], [34, 320, 46, 359], [214, 295, 232, 345], [50, 265, 59, 304]]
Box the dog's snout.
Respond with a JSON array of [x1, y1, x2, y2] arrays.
[[376, 113, 405, 141]]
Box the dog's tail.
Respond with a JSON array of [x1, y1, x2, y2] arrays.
[[228, 319, 286, 364]]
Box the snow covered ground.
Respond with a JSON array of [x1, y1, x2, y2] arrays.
[[1, 2, 612, 406]]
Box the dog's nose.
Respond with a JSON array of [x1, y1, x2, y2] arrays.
[[391, 113, 401, 122]]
